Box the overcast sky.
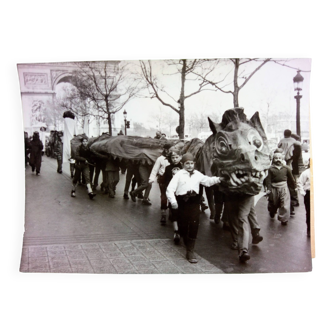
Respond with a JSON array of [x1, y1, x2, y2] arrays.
[[115, 58, 311, 131]]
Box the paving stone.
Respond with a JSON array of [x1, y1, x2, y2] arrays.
[[51, 266, 73, 273], [69, 259, 91, 268], [20, 255, 29, 265], [132, 261, 156, 270], [110, 257, 130, 265], [48, 249, 67, 257], [199, 264, 222, 273], [84, 249, 106, 259], [122, 249, 141, 257], [120, 244, 138, 250], [49, 259, 70, 269], [179, 265, 204, 274], [29, 256, 49, 264], [29, 247, 48, 257], [66, 250, 87, 260], [114, 241, 135, 249], [29, 261, 50, 270], [21, 248, 29, 257], [148, 254, 168, 262], [104, 251, 125, 258], [99, 243, 117, 251], [20, 264, 29, 272], [47, 245, 65, 251], [152, 261, 176, 270], [92, 265, 117, 273], [81, 243, 100, 249], [64, 244, 82, 250], [127, 255, 147, 263], [29, 266, 50, 273], [156, 266, 182, 274], [113, 263, 136, 273], [71, 266, 94, 273], [89, 259, 113, 267]]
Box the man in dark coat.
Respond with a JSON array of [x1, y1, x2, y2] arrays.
[[29, 131, 43, 175]]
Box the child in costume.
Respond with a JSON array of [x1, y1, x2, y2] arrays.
[[265, 152, 296, 225], [166, 153, 222, 263]]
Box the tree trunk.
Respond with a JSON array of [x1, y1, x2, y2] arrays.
[[178, 59, 186, 139], [233, 58, 240, 108], [107, 112, 112, 136]]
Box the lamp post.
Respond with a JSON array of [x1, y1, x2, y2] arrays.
[[123, 110, 127, 135], [293, 70, 304, 138]]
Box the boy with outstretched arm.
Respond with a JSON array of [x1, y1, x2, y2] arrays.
[[166, 153, 222, 263]]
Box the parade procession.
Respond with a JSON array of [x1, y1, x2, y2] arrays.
[[19, 59, 312, 274]]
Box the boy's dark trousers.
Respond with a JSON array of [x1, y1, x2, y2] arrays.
[[176, 194, 201, 241], [304, 190, 310, 233]]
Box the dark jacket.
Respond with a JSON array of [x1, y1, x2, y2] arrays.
[[75, 145, 92, 164], [29, 136, 43, 167]]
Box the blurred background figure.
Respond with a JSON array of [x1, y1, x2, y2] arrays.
[[54, 131, 63, 174], [29, 131, 43, 176]]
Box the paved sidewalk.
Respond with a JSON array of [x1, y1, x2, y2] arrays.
[[20, 239, 223, 274]]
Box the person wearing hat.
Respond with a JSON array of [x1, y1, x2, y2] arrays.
[[166, 152, 222, 263], [71, 137, 96, 200], [29, 131, 43, 175], [148, 143, 172, 223]]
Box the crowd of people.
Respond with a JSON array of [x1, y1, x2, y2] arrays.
[[25, 128, 311, 264]]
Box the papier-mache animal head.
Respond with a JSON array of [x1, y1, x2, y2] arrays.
[[198, 107, 271, 195]]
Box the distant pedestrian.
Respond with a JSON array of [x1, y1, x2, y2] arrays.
[[298, 158, 311, 237], [29, 131, 43, 176], [278, 129, 296, 167], [166, 153, 222, 263], [24, 131, 30, 168], [54, 132, 63, 174], [71, 138, 96, 199], [148, 143, 172, 224], [265, 152, 296, 226], [154, 131, 162, 139]]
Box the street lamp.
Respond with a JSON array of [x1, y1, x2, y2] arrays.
[[293, 70, 304, 138], [123, 110, 130, 135]]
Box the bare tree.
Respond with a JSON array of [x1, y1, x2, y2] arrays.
[[140, 59, 214, 139], [71, 61, 142, 136], [193, 58, 273, 107], [44, 99, 64, 130]]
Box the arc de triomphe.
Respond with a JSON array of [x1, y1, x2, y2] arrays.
[[17, 61, 120, 137]]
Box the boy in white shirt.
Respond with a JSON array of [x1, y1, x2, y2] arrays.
[[148, 143, 171, 223], [298, 158, 311, 237], [166, 153, 222, 263]]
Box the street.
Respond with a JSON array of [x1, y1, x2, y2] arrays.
[[20, 156, 312, 274]]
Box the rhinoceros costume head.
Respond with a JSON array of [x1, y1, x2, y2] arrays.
[[196, 107, 271, 195]]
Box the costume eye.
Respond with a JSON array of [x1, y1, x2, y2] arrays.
[[215, 135, 229, 155], [247, 130, 264, 152]]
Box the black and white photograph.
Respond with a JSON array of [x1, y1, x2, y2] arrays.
[[18, 58, 312, 274]]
